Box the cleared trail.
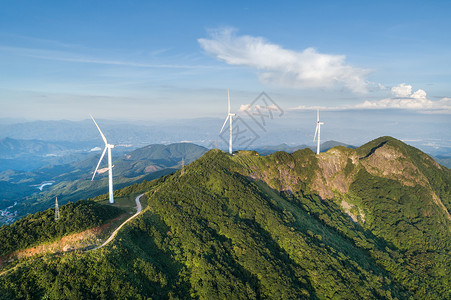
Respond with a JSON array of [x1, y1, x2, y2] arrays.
[[89, 193, 144, 251]]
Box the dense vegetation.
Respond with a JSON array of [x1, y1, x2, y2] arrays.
[[0, 201, 123, 256], [0, 137, 449, 299]]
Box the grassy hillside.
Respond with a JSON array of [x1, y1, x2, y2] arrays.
[[0, 137, 449, 299]]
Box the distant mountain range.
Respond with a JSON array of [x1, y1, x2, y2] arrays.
[[0, 143, 208, 222], [1, 118, 450, 167], [0, 136, 449, 298], [2, 135, 450, 223], [0, 139, 355, 216]]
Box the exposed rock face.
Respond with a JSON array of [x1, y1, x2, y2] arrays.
[[239, 138, 450, 225], [311, 148, 358, 199], [340, 200, 366, 223], [359, 144, 428, 187], [246, 157, 301, 193]]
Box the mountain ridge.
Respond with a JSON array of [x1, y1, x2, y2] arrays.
[[0, 136, 449, 299], [251, 140, 356, 156]]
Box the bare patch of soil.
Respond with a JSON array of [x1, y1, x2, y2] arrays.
[[0, 214, 127, 269]]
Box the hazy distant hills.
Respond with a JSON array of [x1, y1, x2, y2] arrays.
[[1, 118, 450, 169], [0, 139, 352, 214], [0, 137, 103, 172], [0, 143, 207, 221], [114, 143, 208, 177], [0, 137, 74, 158], [434, 155, 451, 169], [0, 136, 449, 298]]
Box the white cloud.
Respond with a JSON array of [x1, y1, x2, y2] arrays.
[[411, 89, 427, 100], [391, 83, 412, 97], [290, 84, 451, 113], [198, 28, 370, 93], [357, 84, 447, 110], [238, 104, 251, 112]]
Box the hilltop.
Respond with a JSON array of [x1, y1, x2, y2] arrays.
[[0, 136, 449, 299]]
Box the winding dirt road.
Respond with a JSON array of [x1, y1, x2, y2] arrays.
[[89, 193, 144, 251]]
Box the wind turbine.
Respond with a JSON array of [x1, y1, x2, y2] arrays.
[[313, 109, 324, 155], [220, 89, 235, 154], [90, 115, 114, 204]]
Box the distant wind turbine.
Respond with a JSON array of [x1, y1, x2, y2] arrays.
[[220, 89, 235, 154], [90, 115, 114, 204], [313, 109, 324, 155]]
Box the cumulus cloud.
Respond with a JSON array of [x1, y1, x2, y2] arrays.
[[291, 84, 451, 113], [356, 84, 446, 110], [198, 28, 370, 93], [391, 83, 413, 98], [411, 89, 427, 100]]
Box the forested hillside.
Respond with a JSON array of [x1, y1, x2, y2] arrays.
[[0, 201, 123, 257], [0, 137, 449, 299]]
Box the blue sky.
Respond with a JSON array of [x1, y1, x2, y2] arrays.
[[0, 1, 450, 148]]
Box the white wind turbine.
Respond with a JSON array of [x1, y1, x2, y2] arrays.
[[90, 115, 114, 204], [313, 109, 324, 155], [220, 89, 235, 154]]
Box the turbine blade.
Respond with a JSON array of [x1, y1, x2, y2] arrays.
[[220, 115, 229, 133], [90, 115, 108, 145], [313, 124, 319, 142], [92, 146, 107, 180], [317, 109, 319, 122]]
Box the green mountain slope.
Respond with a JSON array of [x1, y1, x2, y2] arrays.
[[0, 137, 449, 299]]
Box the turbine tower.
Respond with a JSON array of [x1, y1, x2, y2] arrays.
[[90, 115, 115, 204], [54, 197, 60, 221], [313, 109, 324, 155], [220, 89, 235, 154]]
